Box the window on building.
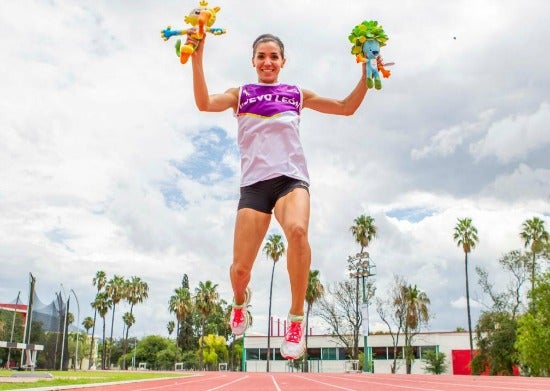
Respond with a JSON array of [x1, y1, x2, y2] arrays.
[[260, 348, 278, 360], [321, 347, 337, 360], [339, 348, 350, 360], [273, 348, 284, 360], [246, 348, 259, 360], [407, 346, 420, 359], [307, 348, 321, 360], [387, 346, 403, 359], [372, 346, 387, 360]]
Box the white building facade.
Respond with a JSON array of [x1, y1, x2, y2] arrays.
[[243, 331, 472, 374]]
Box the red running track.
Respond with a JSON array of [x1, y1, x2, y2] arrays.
[[54, 372, 550, 391]]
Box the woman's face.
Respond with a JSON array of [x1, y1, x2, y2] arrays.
[[252, 41, 286, 84]]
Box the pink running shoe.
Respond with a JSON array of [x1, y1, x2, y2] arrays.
[[230, 287, 252, 336], [280, 315, 305, 360]]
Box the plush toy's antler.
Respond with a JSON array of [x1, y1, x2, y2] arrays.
[[377, 56, 391, 78], [161, 0, 226, 65]]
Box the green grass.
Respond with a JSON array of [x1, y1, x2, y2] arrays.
[[0, 369, 191, 390]]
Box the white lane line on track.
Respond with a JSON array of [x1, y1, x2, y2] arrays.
[[205, 375, 249, 391], [297, 375, 358, 391], [130, 375, 228, 390], [305, 374, 444, 391], [318, 374, 544, 391], [271, 375, 283, 391]]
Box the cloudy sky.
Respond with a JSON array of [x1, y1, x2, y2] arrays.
[[1, 0, 549, 341]]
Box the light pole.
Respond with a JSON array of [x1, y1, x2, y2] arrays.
[[241, 334, 246, 372], [348, 251, 376, 373], [70, 289, 80, 370]]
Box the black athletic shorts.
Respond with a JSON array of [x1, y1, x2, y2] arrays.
[[238, 175, 310, 214]]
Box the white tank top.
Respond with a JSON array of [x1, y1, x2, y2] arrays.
[[235, 83, 310, 187]]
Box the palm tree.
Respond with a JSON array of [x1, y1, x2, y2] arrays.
[[453, 217, 479, 360], [195, 280, 219, 369], [105, 275, 125, 368], [82, 316, 94, 339], [520, 217, 549, 295], [349, 215, 377, 360], [121, 276, 149, 369], [304, 269, 324, 372], [350, 215, 377, 252], [91, 291, 112, 370], [82, 317, 94, 369], [262, 233, 286, 372], [122, 311, 135, 366], [403, 284, 430, 374], [89, 270, 107, 369], [169, 286, 193, 367]]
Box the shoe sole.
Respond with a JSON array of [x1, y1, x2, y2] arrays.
[[280, 343, 305, 360], [230, 288, 252, 336]]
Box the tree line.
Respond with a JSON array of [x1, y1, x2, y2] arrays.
[[1, 215, 548, 375]]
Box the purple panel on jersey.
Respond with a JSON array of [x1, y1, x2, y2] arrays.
[[238, 84, 301, 117]]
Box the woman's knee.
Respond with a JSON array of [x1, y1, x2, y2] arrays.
[[230, 261, 252, 279], [285, 223, 309, 245]]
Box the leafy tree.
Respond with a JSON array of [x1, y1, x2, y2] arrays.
[[155, 343, 178, 370], [89, 270, 107, 368], [471, 311, 518, 375], [228, 336, 243, 371], [200, 334, 228, 370], [177, 276, 198, 353], [180, 350, 199, 370], [423, 350, 448, 374], [453, 217, 479, 360], [169, 286, 193, 367], [134, 335, 171, 370], [0, 309, 25, 366], [304, 269, 324, 372], [316, 281, 360, 358], [262, 233, 285, 372], [476, 250, 531, 317], [403, 284, 430, 374], [122, 276, 149, 369], [520, 217, 549, 296], [376, 275, 408, 373], [195, 280, 219, 369], [515, 272, 550, 376]]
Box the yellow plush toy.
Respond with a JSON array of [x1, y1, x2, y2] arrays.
[[161, 1, 226, 64]]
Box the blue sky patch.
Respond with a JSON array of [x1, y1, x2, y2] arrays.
[[171, 127, 237, 185], [386, 207, 434, 223]]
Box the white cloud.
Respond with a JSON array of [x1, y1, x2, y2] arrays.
[[470, 102, 550, 163], [0, 0, 549, 340], [411, 109, 495, 160]]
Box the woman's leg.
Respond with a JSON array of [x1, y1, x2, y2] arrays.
[[230, 207, 271, 305], [273, 188, 311, 316]]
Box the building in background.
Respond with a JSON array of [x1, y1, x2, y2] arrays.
[[243, 331, 473, 374]]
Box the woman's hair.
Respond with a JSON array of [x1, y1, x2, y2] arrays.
[[252, 34, 285, 58]]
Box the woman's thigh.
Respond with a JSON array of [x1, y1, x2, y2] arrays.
[[273, 187, 310, 236], [233, 207, 272, 266]]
